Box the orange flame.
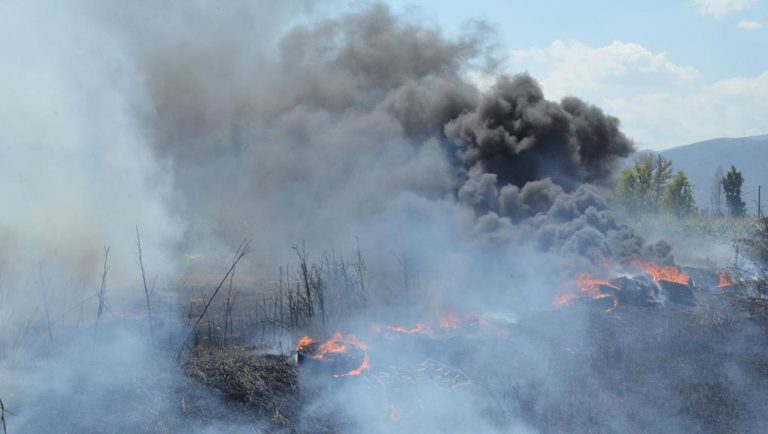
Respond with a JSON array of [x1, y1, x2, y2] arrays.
[[300, 332, 370, 378], [296, 335, 313, 352], [371, 323, 427, 335], [554, 292, 580, 307], [554, 273, 620, 312], [341, 353, 369, 377], [576, 274, 620, 296], [634, 260, 690, 285], [373, 313, 504, 340], [718, 271, 734, 288]]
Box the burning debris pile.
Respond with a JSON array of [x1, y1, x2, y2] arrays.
[[554, 260, 735, 311]]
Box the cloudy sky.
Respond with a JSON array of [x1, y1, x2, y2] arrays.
[[385, 0, 768, 150]]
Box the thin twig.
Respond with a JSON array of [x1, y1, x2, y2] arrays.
[[38, 266, 54, 352]]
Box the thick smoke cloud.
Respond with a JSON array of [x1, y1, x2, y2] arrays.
[[440, 74, 654, 260], [447, 74, 633, 189], [93, 1, 656, 271]]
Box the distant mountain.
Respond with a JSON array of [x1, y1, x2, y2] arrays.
[[646, 135, 768, 214]]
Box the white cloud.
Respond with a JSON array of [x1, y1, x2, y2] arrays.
[[691, 0, 758, 17], [737, 19, 764, 29], [500, 39, 768, 150], [506, 40, 699, 100], [605, 71, 768, 148]]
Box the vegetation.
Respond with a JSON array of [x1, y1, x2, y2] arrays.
[[722, 165, 747, 217], [617, 153, 695, 217], [662, 171, 696, 218], [736, 218, 768, 295], [709, 166, 725, 216]]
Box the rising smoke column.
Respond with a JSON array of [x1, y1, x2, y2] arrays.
[[0, 0, 668, 324], [104, 2, 662, 267]]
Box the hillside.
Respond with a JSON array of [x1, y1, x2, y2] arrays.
[[653, 136, 768, 214]]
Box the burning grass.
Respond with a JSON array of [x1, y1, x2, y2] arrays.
[[182, 292, 768, 433], [173, 245, 768, 432]]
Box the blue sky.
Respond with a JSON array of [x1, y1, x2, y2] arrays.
[[383, 0, 768, 150]]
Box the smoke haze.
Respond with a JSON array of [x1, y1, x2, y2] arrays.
[[3, 1, 754, 433]]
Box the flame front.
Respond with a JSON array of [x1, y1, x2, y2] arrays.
[[371, 323, 427, 335], [299, 313, 508, 379], [635, 260, 690, 285]]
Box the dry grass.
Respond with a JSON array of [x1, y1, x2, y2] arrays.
[[184, 346, 300, 430]]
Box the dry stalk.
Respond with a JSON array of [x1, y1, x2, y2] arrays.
[[136, 226, 154, 339], [177, 240, 251, 361], [95, 246, 110, 331]]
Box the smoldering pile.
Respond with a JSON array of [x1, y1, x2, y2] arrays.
[[554, 262, 731, 311]]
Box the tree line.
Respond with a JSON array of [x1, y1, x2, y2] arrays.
[[616, 153, 747, 218]]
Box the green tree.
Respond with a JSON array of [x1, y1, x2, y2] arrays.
[[617, 168, 640, 212], [616, 153, 674, 213], [652, 154, 674, 202], [662, 170, 696, 218], [635, 158, 654, 209], [722, 165, 747, 217]]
